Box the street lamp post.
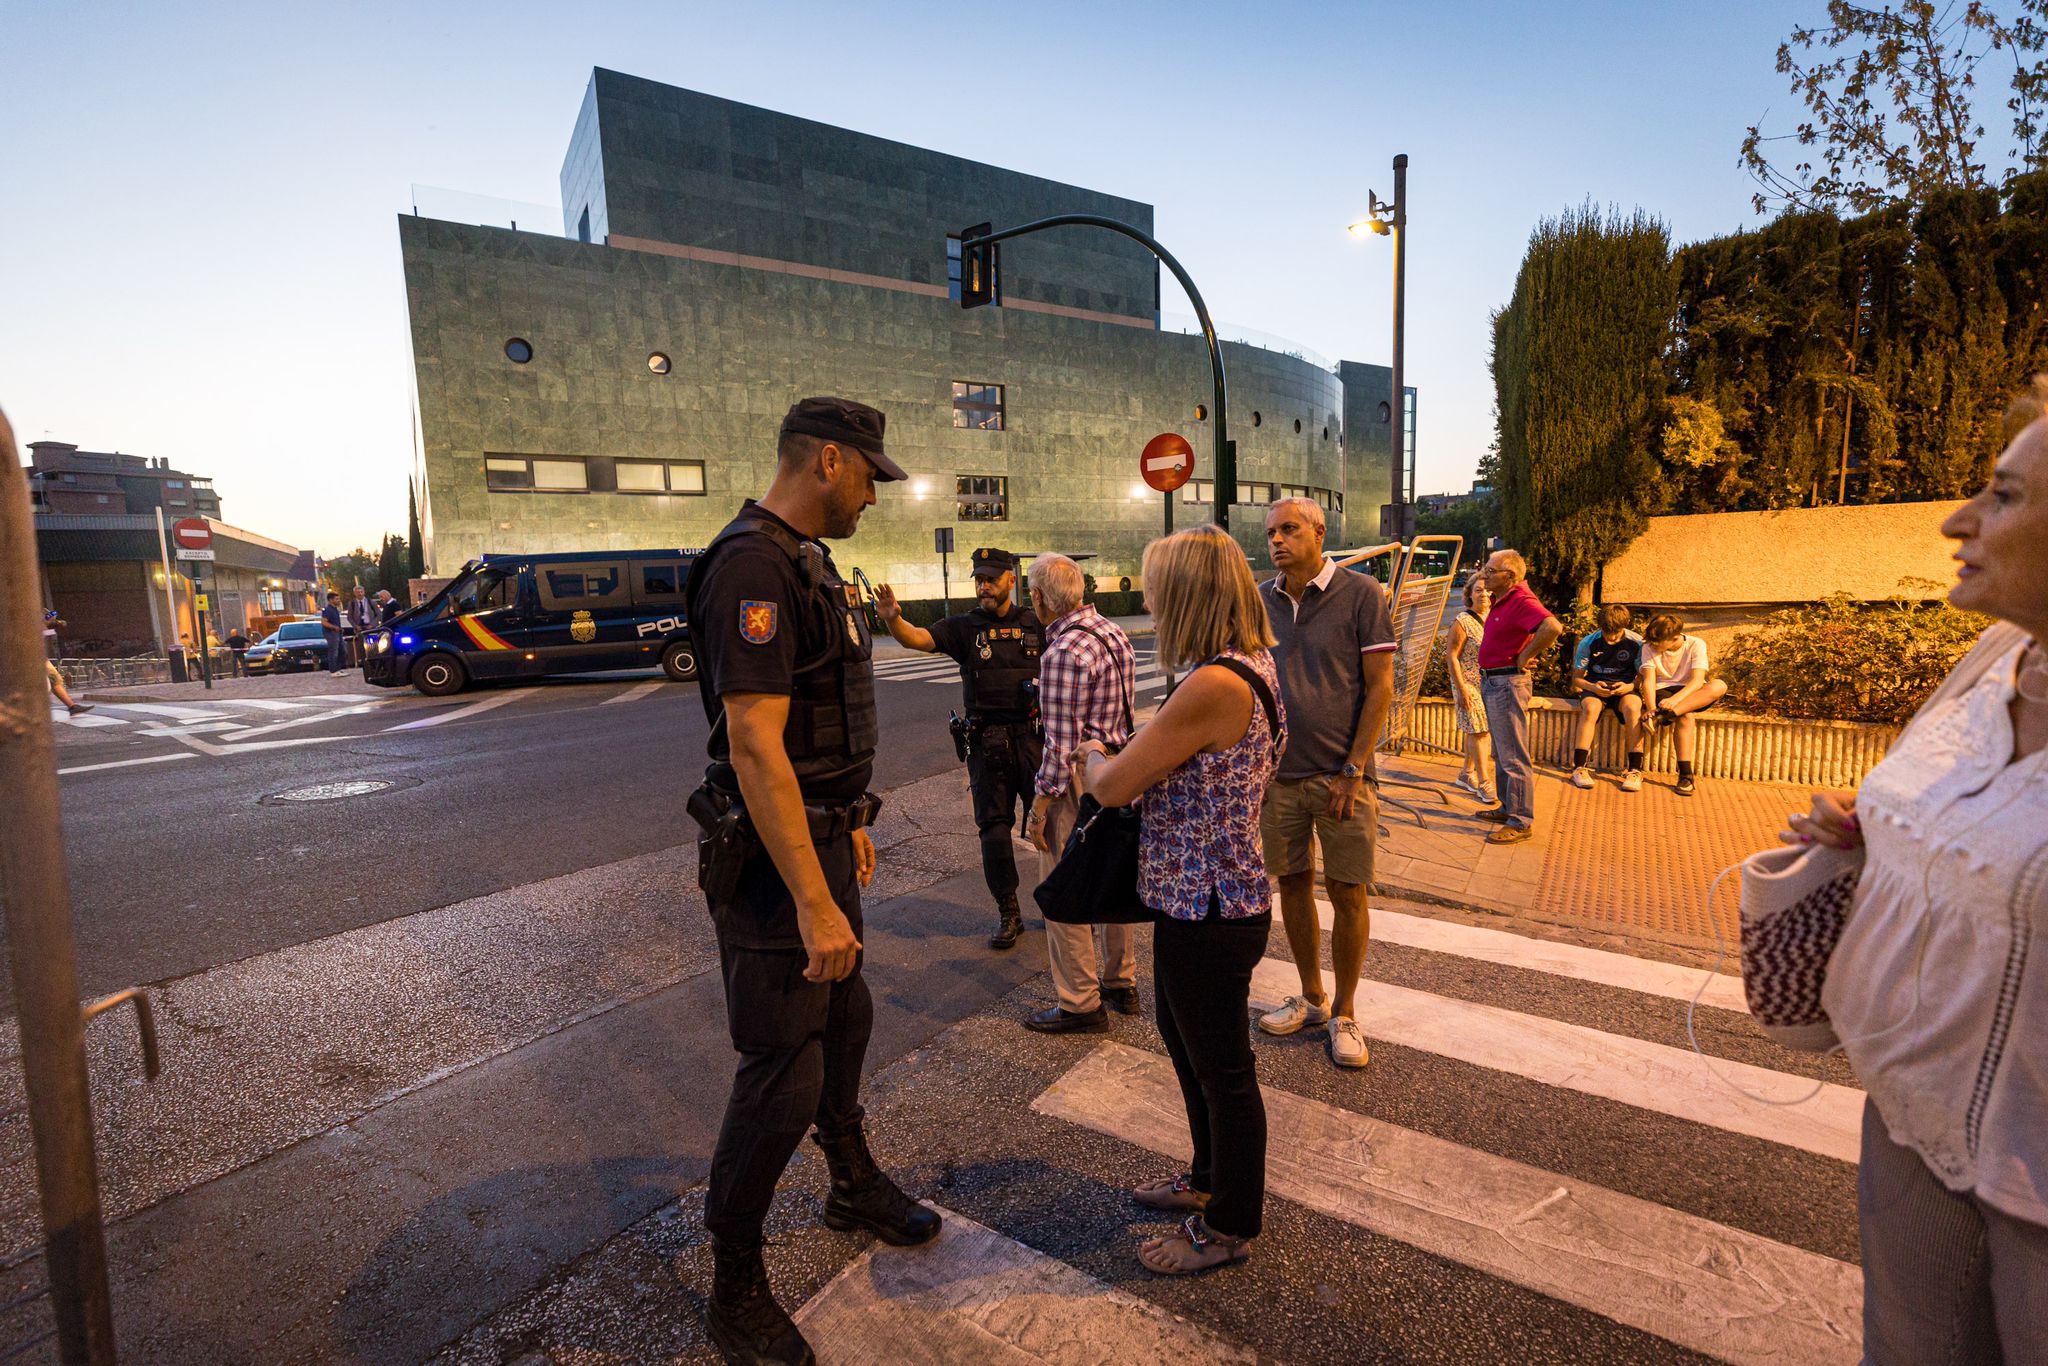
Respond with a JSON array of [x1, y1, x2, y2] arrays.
[[1351, 153, 1410, 540]]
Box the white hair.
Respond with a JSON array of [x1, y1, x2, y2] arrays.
[[1028, 553, 1086, 619], [1267, 495, 1325, 536], [1488, 548, 1528, 582]]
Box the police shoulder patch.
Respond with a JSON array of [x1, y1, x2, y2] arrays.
[[739, 600, 779, 645]]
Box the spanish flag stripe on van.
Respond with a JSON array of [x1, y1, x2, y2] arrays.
[[456, 615, 514, 651]]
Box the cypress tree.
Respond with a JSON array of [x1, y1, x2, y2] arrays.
[[1492, 203, 1673, 607], [406, 479, 425, 577]]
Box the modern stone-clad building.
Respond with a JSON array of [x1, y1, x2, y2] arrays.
[[401, 69, 1410, 593]]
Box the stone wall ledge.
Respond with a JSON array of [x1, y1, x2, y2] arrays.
[[1405, 697, 1899, 789]]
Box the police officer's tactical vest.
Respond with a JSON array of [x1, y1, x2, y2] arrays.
[[960, 611, 1043, 720], [686, 513, 877, 798]]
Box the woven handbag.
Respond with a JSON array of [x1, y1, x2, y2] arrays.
[[1735, 841, 1865, 1051]]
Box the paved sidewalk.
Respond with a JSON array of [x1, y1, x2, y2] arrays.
[[1372, 751, 1810, 948]]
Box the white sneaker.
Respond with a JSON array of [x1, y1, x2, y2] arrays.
[[1477, 786, 1497, 805], [1620, 770, 1644, 793], [1453, 773, 1484, 799], [1569, 766, 1594, 789], [1257, 994, 1331, 1037], [1329, 1017, 1370, 1068]]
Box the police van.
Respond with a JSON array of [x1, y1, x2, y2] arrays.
[[361, 550, 701, 696]]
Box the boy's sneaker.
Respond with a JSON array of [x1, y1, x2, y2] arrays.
[[1569, 766, 1594, 789], [66, 702, 94, 716], [1675, 774, 1698, 797], [1620, 770, 1644, 793], [1257, 994, 1331, 1037], [1329, 1017, 1370, 1069]]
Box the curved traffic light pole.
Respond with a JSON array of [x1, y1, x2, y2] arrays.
[[959, 214, 1236, 531]]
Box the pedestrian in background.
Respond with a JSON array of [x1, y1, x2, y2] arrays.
[[1567, 604, 1652, 792], [1785, 375, 2048, 1360], [1446, 576, 1493, 803], [1639, 614, 1729, 796], [376, 588, 403, 625], [225, 626, 251, 677], [1022, 552, 1139, 1033], [1474, 550, 1560, 844], [320, 591, 346, 673], [348, 585, 375, 666], [1253, 497, 1395, 1070], [1074, 524, 1284, 1276]]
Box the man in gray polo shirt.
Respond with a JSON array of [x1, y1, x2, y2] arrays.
[[1255, 498, 1396, 1069]]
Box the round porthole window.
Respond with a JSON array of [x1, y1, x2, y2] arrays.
[[1323, 426, 1331, 440], [647, 352, 671, 375], [1377, 400, 1392, 423], [1294, 418, 1303, 434], [1194, 403, 1208, 421], [1252, 411, 1263, 427], [505, 338, 533, 364]]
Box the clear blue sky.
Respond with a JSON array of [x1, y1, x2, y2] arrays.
[[4, 0, 1810, 555]]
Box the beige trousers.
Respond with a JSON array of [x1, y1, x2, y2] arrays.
[[1038, 790, 1138, 1013]]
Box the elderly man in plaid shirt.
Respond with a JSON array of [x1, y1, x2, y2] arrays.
[[1022, 553, 1141, 1033]]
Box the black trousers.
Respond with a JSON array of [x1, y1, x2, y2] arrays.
[[1153, 906, 1271, 1239], [965, 723, 1042, 902], [703, 842, 873, 1245]]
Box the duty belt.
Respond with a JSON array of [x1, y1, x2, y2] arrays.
[[688, 784, 883, 842], [1480, 666, 1526, 677]]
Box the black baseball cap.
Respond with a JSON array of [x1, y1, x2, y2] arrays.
[[779, 396, 907, 481], [971, 547, 1017, 578]]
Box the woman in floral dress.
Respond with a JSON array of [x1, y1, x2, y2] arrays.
[[1447, 575, 1492, 802], [1074, 524, 1286, 1276]]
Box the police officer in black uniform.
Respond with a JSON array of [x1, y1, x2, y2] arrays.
[[684, 397, 938, 1366], [873, 549, 1044, 949]]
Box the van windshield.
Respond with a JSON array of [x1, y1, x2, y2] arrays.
[[436, 568, 519, 618]]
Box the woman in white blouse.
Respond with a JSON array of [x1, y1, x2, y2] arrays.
[[1787, 378, 2048, 1360]]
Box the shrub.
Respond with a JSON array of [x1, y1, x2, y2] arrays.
[[1718, 595, 1991, 723]]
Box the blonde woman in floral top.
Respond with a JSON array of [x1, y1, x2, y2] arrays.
[[1076, 525, 1285, 1276], [1786, 378, 2048, 1360]]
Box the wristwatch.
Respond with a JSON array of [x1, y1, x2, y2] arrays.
[[1340, 762, 1364, 780]]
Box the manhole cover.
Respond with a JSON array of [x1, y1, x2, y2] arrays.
[[261, 777, 418, 805]]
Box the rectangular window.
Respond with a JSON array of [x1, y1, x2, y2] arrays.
[[1315, 488, 1334, 510], [259, 590, 288, 613], [166, 480, 185, 489], [955, 474, 1009, 521], [946, 236, 962, 302], [1181, 479, 1214, 504], [1281, 484, 1311, 500], [538, 561, 626, 611], [635, 561, 684, 602], [951, 381, 1005, 431], [485, 455, 589, 493], [1244, 482, 1277, 505], [615, 459, 706, 495]]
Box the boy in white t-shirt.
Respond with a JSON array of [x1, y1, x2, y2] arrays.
[[1639, 615, 1728, 795]]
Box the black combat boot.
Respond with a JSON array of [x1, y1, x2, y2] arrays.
[[812, 1125, 942, 1246], [989, 893, 1023, 950], [706, 1238, 813, 1366]]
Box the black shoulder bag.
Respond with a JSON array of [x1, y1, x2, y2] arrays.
[[1033, 654, 1279, 926]]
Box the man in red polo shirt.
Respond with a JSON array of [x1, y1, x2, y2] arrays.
[[1474, 550, 1560, 843]]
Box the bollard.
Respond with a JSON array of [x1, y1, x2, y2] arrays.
[[0, 406, 118, 1364]]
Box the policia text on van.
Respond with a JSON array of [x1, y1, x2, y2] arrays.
[[360, 550, 702, 695]]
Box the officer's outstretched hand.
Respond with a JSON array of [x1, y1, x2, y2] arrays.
[[874, 583, 901, 622], [798, 901, 862, 983], [853, 828, 876, 887]]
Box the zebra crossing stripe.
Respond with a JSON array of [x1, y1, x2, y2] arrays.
[[50, 709, 126, 728], [1297, 897, 1751, 1014], [794, 1202, 1257, 1362], [1246, 958, 1862, 1160], [1035, 1043, 1863, 1366]]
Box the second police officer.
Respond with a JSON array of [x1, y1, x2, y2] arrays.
[[874, 548, 1044, 950], [683, 397, 939, 1366]]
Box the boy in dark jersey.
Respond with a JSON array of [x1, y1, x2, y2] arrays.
[[1568, 604, 1652, 791]]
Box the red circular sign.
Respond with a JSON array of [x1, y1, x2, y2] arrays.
[[172, 517, 212, 550], [1140, 433, 1194, 493]]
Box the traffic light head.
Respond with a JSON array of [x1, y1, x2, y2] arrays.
[[959, 223, 998, 309]]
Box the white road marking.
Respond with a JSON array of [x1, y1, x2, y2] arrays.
[[97, 702, 234, 721], [50, 709, 127, 728], [384, 691, 527, 731], [218, 698, 318, 712], [136, 721, 253, 738], [1247, 958, 1861, 1161], [601, 680, 665, 706], [794, 1200, 1257, 1362], [221, 704, 378, 742], [58, 752, 199, 776], [1291, 897, 1750, 1014], [1036, 1044, 1862, 1366]]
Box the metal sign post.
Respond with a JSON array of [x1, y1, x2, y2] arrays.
[[0, 407, 120, 1365], [934, 526, 954, 617]]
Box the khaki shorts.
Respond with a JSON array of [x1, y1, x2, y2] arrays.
[[1259, 774, 1377, 886]]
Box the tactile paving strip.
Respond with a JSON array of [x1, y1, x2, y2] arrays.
[[1532, 773, 1809, 945]]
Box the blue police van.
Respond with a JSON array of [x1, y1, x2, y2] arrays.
[[362, 549, 701, 696]]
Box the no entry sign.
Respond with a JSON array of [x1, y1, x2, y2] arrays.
[[171, 518, 212, 551], [1140, 433, 1194, 493]]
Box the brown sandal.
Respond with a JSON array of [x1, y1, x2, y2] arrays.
[[1138, 1215, 1252, 1275], [1133, 1173, 1210, 1212]]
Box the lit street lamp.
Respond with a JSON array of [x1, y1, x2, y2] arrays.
[[1351, 154, 1410, 540]]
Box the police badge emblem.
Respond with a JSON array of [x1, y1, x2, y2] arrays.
[[845, 612, 862, 646], [739, 600, 778, 645], [570, 610, 597, 643], [975, 631, 992, 661]]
